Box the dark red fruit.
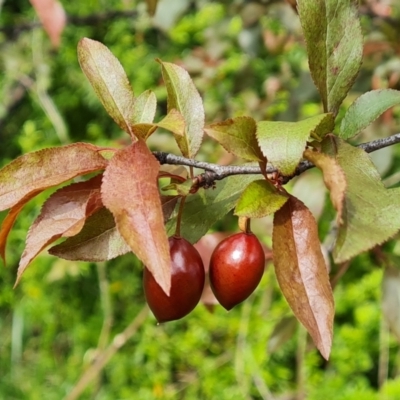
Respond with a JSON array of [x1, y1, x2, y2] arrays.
[[209, 232, 265, 310], [143, 236, 205, 323]]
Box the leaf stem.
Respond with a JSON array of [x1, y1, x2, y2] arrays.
[[174, 196, 187, 238]]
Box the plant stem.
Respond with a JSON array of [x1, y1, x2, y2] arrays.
[[153, 132, 400, 183], [174, 196, 186, 237]]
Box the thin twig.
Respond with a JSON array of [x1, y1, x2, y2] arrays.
[[153, 132, 400, 183]]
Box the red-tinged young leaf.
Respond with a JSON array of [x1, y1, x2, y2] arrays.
[[49, 207, 131, 261], [273, 195, 334, 360], [256, 114, 333, 176], [0, 142, 108, 212], [78, 38, 136, 136], [159, 61, 205, 157], [30, 0, 66, 47], [0, 203, 25, 263], [322, 137, 400, 263], [101, 140, 171, 295], [205, 116, 264, 162], [297, 0, 363, 115], [15, 175, 104, 286], [340, 89, 400, 139], [235, 180, 288, 218], [303, 148, 346, 223]]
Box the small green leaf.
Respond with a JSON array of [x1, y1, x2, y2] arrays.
[[166, 174, 259, 243], [205, 116, 264, 161], [157, 109, 187, 154], [340, 89, 400, 139], [257, 114, 333, 176], [132, 90, 157, 125], [322, 137, 400, 262], [78, 38, 136, 136], [297, 0, 363, 114], [162, 180, 192, 197], [235, 180, 288, 218], [159, 60, 205, 158]]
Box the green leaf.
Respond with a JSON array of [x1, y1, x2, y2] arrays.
[[297, 0, 363, 114], [49, 207, 131, 261], [256, 114, 333, 176], [157, 109, 186, 151], [132, 90, 157, 124], [235, 180, 288, 218], [78, 38, 136, 136], [159, 60, 205, 157], [340, 89, 400, 139], [166, 174, 259, 243], [205, 116, 264, 161], [101, 140, 171, 295], [322, 137, 400, 263]]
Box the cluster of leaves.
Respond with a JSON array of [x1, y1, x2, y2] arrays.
[[2, 0, 400, 363]]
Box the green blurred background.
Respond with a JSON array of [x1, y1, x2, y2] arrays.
[[1, 1, 400, 399]]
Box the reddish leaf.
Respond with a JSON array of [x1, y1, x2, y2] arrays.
[[30, 0, 66, 47], [14, 175, 103, 286], [101, 140, 171, 295], [0, 143, 107, 213], [273, 195, 334, 360], [0, 143, 107, 260], [0, 203, 25, 263], [49, 207, 131, 261], [303, 148, 347, 223]]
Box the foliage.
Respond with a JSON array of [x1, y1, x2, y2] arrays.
[[1, 0, 400, 398]]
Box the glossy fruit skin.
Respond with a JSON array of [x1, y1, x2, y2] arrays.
[[143, 236, 205, 323], [209, 232, 265, 310]]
